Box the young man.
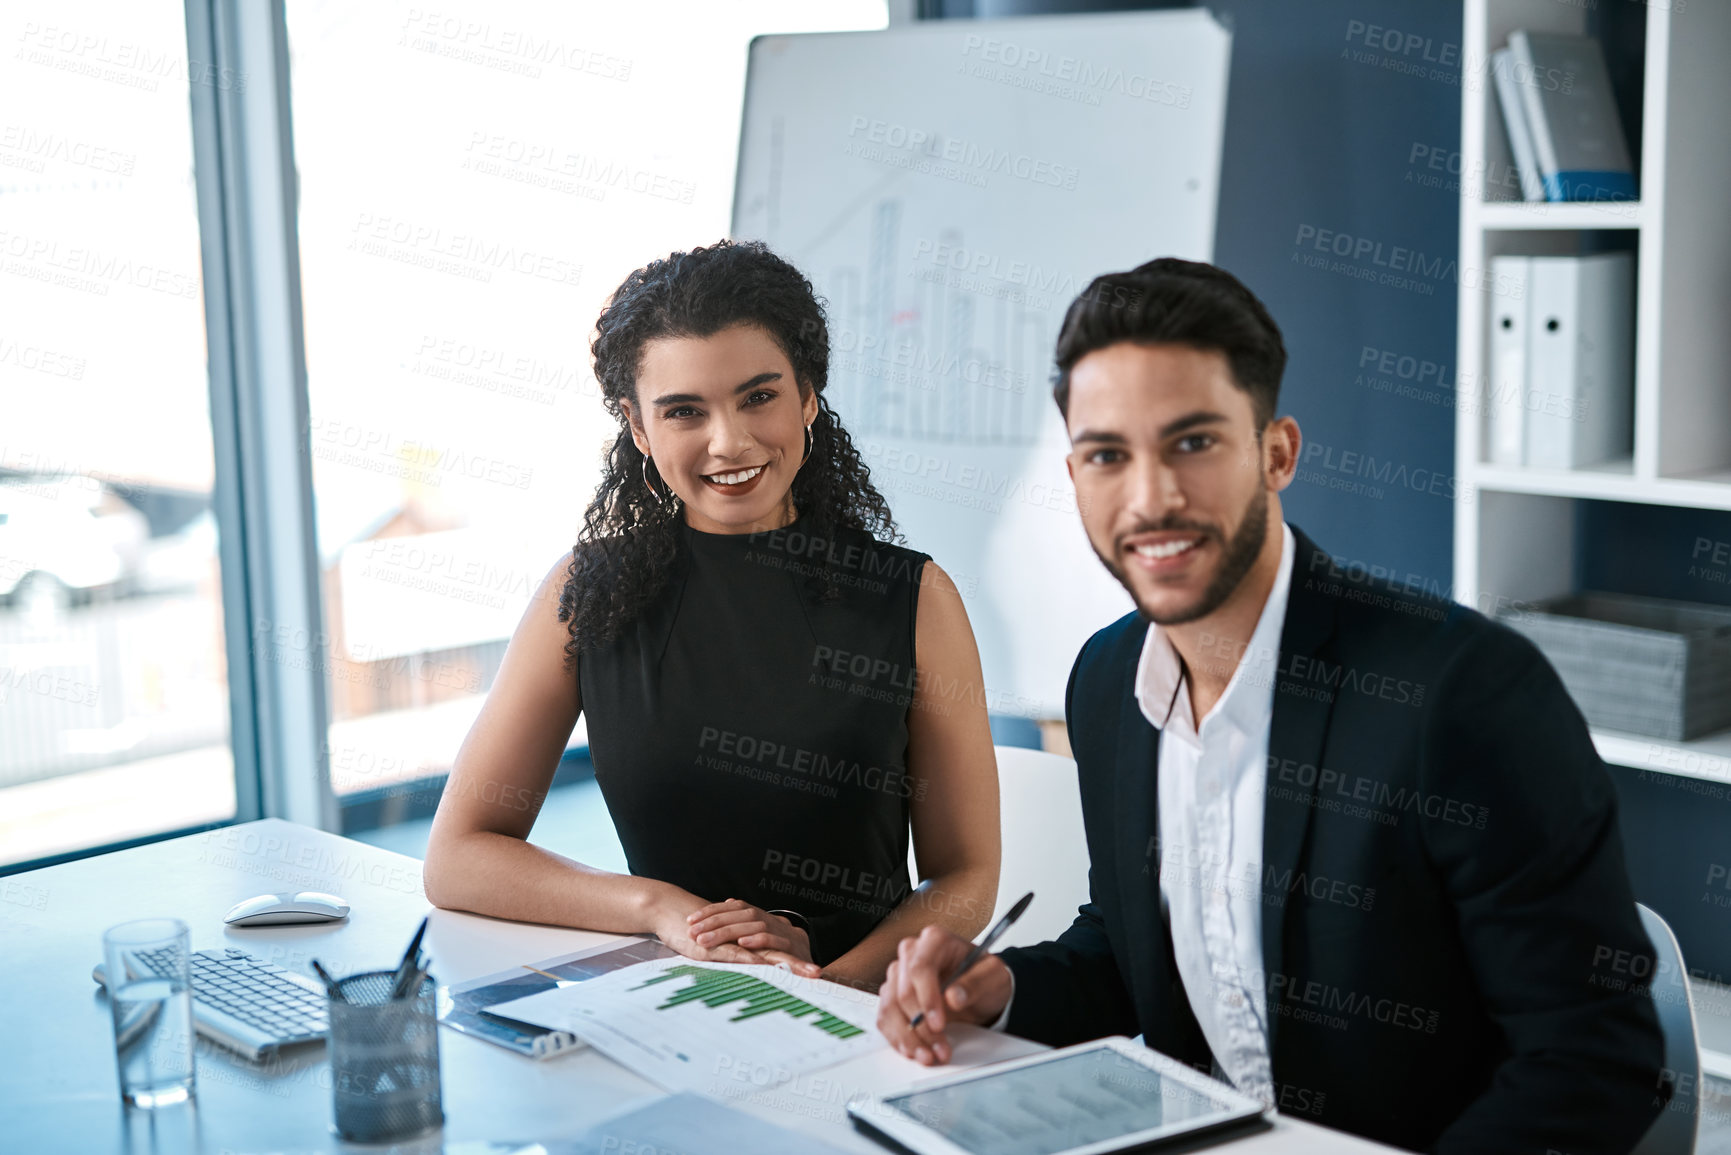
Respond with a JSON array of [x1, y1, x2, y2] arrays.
[[877, 259, 1666, 1154]]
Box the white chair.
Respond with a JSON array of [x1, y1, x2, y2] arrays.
[[989, 745, 1092, 947], [1631, 902, 1701, 1155], [910, 744, 1090, 950]]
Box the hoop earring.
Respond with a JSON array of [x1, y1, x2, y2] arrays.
[[801, 422, 814, 466], [641, 454, 667, 505]]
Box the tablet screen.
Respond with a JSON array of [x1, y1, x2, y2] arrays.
[[880, 1047, 1242, 1155]]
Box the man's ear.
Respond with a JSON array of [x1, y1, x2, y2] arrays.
[[1264, 416, 1301, 491], [622, 399, 651, 456]]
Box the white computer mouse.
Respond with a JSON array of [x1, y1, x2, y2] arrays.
[[223, 891, 351, 927]]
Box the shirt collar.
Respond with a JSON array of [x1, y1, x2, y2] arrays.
[[1134, 523, 1296, 745]]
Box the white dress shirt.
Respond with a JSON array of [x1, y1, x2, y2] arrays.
[[1139, 522, 1293, 1104], [989, 523, 1294, 1110]]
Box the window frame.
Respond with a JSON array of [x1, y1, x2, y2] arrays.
[[1, 0, 332, 876]]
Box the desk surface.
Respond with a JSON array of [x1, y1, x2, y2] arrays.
[[0, 820, 1401, 1153]]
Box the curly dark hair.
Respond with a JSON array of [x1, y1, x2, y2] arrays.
[[558, 239, 899, 668]]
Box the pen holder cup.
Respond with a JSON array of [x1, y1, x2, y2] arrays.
[[328, 969, 444, 1143]]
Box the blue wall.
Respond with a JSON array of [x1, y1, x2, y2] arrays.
[[933, 0, 1465, 588]]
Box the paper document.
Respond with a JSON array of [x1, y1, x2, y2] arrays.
[[490, 958, 884, 1095]]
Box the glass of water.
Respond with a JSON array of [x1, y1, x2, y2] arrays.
[[102, 918, 197, 1108]]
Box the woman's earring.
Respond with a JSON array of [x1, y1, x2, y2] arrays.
[[641, 454, 666, 505], [801, 422, 814, 466]]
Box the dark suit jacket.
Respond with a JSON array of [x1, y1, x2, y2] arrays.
[[1001, 525, 1665, 1154]]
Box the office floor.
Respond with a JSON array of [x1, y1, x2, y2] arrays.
[[353, 778, 1731, 1147]]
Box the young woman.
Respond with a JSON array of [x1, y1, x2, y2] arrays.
[[423, 239, 1000, 990]]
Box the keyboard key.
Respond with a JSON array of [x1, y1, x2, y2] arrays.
[[180, 947, 335, 1043]]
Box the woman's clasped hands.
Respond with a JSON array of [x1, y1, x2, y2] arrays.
[[650, 890, 822, 978]]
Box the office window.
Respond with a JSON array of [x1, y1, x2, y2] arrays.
[[283, 2, 887, 828], [0, 0, 236, 865]]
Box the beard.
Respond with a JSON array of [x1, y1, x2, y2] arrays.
[[1094, 484, 1269, 626]]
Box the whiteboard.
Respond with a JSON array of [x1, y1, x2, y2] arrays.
[[733, 10, 1231, 717]]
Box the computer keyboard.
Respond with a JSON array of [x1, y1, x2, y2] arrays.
[[97, 946, 330, 1062]]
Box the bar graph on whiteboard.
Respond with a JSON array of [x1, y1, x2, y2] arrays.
[[820, 198, 1058, 447], [731, 12, 1229, 716]]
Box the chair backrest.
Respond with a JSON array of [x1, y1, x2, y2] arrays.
[[906, 744, 1091, 949], [1631, 902, 1701, 1155], [985, 744, 1091, 949]]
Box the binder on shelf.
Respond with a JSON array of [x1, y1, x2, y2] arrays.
[[1490, 49, 1545, 202], [1486, 255, 1531, 465], [1523, 251, 1635, 470], [1507, 30, 1636, 203]]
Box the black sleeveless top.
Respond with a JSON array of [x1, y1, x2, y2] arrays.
[[577, 513, 931, 966]]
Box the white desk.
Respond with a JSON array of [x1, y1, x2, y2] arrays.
[[0, 820, 1401, 1153]]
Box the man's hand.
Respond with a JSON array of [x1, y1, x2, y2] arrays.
[[878, 925, 1013, 1066]]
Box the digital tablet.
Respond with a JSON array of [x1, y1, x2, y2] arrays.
[[847, 1036, 1270, 1155]]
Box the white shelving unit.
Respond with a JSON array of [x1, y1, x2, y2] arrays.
[[1455, 0, 1731, 786]]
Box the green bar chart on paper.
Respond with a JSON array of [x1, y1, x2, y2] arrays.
[[632, 964, 867, 1038], [484, 959, 883, 1095]]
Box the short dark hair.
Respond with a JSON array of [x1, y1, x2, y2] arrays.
[[1051, 257, 1287, 427]]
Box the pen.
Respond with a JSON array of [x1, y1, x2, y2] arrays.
[[389, 917, 429, 1000], [909, 891, 1033, 1030], [310, 957, 345, 1003]]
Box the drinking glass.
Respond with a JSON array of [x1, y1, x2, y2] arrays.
[[102, 917, 197, 1107]]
